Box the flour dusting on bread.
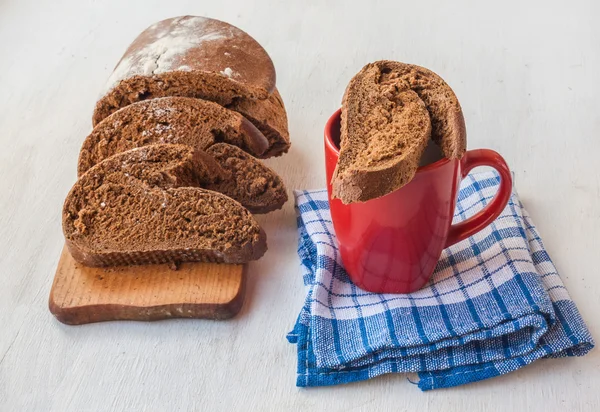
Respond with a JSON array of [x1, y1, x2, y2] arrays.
[[101, 16, 233, 96]]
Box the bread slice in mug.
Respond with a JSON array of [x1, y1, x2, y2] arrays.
[[332, 60, 466, 204]]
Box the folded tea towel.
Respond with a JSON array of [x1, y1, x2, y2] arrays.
[[287, 171, 594, 391]]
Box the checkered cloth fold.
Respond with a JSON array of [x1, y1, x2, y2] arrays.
[[287, 171, 593, 390]]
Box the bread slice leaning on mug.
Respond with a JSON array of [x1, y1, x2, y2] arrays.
[[331, 60, 467, 204]]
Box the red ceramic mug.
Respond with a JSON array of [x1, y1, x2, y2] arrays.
[[325, 109, 512, 294]]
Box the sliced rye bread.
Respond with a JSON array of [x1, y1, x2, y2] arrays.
[[334, 85, 432, 203], [78, 97, 287, 212], [63, 144, 267, 267], [227, 88, 290, 157], [205, 143, 287, 213], [79, 97, 269, 176], [332, 60, 466, 203], [93, 16, 276, 126]]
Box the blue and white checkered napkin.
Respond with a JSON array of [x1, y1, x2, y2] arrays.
[[287, 171, 594, 391]]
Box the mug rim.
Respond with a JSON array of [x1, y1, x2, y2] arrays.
[[325, 108, 452, 172]]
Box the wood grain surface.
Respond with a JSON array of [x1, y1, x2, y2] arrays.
[[1, 0, 599, 411], [49, 246, 245, 325]]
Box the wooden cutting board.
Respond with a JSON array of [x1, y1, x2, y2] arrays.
[[49, 246, 246, 325]]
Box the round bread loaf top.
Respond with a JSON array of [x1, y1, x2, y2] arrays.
[[93, 16, 276, 125]]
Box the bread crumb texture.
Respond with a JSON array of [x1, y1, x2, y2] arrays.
[[64, 144, 267, 266]]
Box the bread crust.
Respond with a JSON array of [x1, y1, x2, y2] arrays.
[[228, 88, 291, 157], [65, 229, 267, 266]]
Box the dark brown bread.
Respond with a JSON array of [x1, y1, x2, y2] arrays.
[[79, 97, 269, 176], [63, 144, 267, 267], [227, 88, 290, 157], [332, 60, 466, 203], [205, 143, 287, 213], [334, 86, 432, 203], [78, 97, 287, 212], [93, 16, 276, 125]]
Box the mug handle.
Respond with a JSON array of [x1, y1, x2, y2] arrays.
[[445, 149, 513, 247]]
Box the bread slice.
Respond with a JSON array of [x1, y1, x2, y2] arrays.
[[79, 97, 269, 176], [205, 143, 287, 213], [63, 144, 267, 267], [227, 88, 290, 157], [93, 16, 276, 125], [332, 61, 466, 203]]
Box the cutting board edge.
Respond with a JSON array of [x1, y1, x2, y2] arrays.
[[49, 280, 246, 324], [49, 246, 247, 325]]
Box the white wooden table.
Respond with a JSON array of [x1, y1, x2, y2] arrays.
[[1, 0, 599, 410]]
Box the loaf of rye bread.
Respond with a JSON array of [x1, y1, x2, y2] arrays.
[[332, 61, 467, 203], [63, 144, 267, 266], [227, 89, 290, 157], [93, 16, 275, 125], [92, 16, 290, 158], [79, 97, 269, 175]]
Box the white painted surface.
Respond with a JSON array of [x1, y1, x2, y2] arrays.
[[0, 0, 599, 410]]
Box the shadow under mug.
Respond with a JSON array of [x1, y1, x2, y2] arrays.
[[325, 109, 513, 294]]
